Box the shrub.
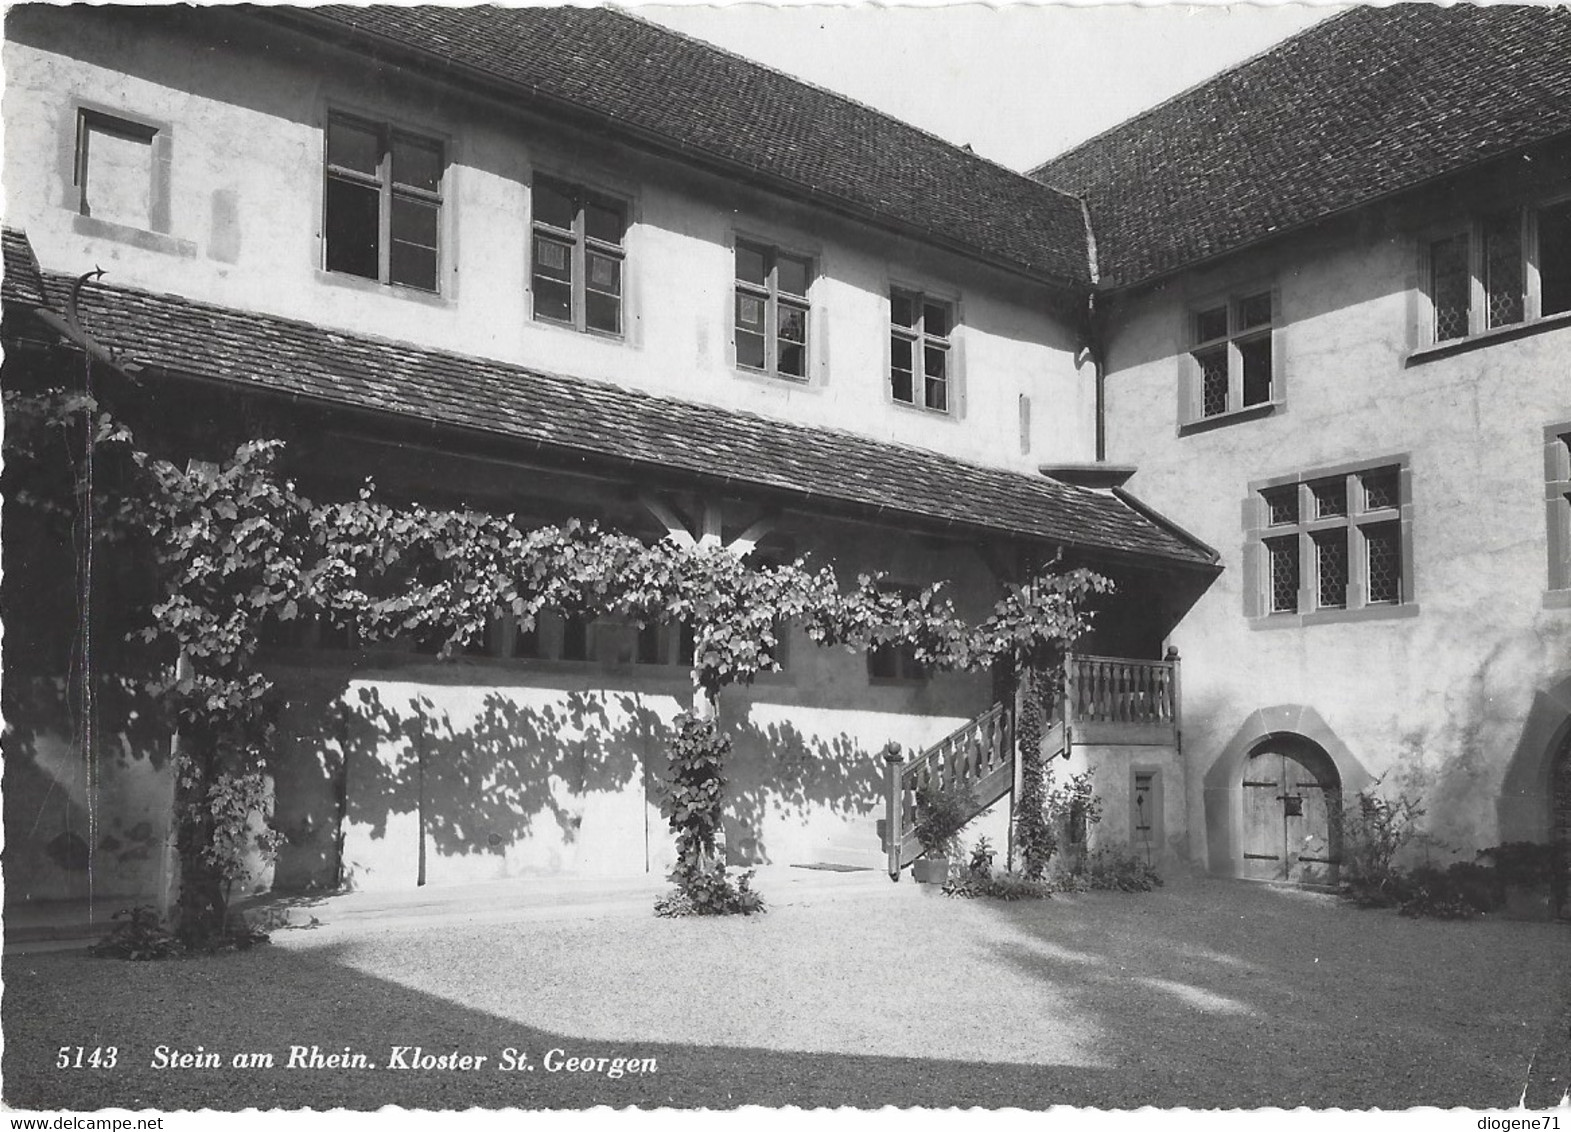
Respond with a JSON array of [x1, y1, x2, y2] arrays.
[[1047, 770, 1101, 850], [1399, 865, 1484, 920], [1082, 845, 1164, 892], [1340, 785, 1425, 907], [654, 866, 765, 917], [912, 779, 975, 859], [1478, 841, 1561, 888], [943, 839, 1053, 900], [966, 836, 997, 879], [944, 872, 1055, 901], [89, 906, 183, 961], [87, 905, 268, 958]]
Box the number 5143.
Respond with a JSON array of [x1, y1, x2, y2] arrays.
[[57, 1046, 118, 1068]]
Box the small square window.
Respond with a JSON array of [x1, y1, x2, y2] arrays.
[[1263, 487, 1298, 527], [1311, 478, 1347, 518], [75, 109, 159, 231], [1362, 468, 1399, 511]]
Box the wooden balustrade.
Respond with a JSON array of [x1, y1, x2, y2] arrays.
[[1061, 650, 1181, 744], [882, 650, 1183, 879], [884, 701, 1013, 877]]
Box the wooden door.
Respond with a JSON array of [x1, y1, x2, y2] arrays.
[[1242, 747, 1340, 883]]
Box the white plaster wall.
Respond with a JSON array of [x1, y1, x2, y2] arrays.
[[1102, 203, 1571, 866], [261, 517, 998, 890], [2, 6, 1092, 475]]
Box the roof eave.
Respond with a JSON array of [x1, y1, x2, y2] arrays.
[[7, 298, 1207, 574]]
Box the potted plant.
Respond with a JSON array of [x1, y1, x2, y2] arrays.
[[911, 780, 975, 884]]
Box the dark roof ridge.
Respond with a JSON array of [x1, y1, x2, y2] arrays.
[[1027, 7, 1350, 178], [613, 4, 1072, 193]]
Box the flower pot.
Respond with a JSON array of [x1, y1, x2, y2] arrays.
[[912, 857, 950, 885]]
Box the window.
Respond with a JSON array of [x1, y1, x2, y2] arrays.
[[1425, 198, 1571, 344], [1548, 425, 1571, 597], [1186, 290, 1277, 423], [531, 178, 626, 334], [74, 109, 162, 231], [867, 584, 925, 682], [1248, 460, 1413, 625], [890, 290, 952, 412], [735, 241, 811, 379], [324, 114, 442, 292]]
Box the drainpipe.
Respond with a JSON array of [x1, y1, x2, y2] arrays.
[[1075, 197, 1107, 463], [1085, 293, 1107, 463]]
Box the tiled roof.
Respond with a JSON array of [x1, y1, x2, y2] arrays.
[[14, 262, 1213, 570], [262, 4, 1091, 288], [1033, 4, 1571, 290], [2, 227, 48, 308]]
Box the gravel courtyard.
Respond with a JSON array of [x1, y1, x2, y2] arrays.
[[5, 873, 1568, 1110]]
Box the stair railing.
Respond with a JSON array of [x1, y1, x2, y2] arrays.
[[883, 701, 1013, 878]]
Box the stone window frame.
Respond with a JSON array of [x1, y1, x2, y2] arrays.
[[1548, 423, 1571, 607], [1415, 193, 1571, 352], [322, 110, 446, 294], [66, 103, 192, 256], [733, 238, 814, 383], [1244, 455, 1418, 629], [1178, 284, 1283, 433], [529, 174, 629, 338]]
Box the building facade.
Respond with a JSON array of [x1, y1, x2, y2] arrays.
[[4, 4, 1568, 908], [1, 4, 1209, 901], [1034, 3, 1571, 890]]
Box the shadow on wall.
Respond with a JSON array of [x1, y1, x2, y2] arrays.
[[1, 673, 175, 904], [723, 702, 885, 866], [270, 676, 887, 891]]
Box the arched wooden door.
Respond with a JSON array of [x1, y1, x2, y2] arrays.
[[1553, 728, 1571, 920], [1242, 741, 1341, 884]]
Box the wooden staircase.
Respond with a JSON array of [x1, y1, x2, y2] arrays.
[[879, 650, 1181, 880], [880, 702, 1052, 879]]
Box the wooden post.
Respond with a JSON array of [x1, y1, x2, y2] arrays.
[[1167, 645, 1183, 751], [883, 741, 904, 881], [1063, 651, 1077, 733]]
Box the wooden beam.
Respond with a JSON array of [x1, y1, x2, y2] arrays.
[[639, 495, 696, 547], [699, 500, 724, 549], [727, 513, 778, 556]]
